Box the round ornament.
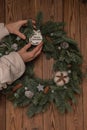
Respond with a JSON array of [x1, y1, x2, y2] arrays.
[[54, 71, 70, 86], [29, 30, 43, 45], [60, 42, 69, 49], [25, 90, 34, 98]]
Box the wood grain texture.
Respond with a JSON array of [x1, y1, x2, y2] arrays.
[[0, 96, 6, 130], [0, 0, 87, 130], [80, 1, 87, 130], [64, 1, 83, 130]]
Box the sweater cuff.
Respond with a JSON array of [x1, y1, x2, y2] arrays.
[[0, 23, 9, 40]]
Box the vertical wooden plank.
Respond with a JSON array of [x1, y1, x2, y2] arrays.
[[64, 0, 83, 130], [80, 1, 87, 130], [5, 0, 22, 23], [0, 96, 6, 130], [36, 0, 66, 130], [0, 0, 5, 22], [5, 0, 25, 130], [0, 0, 6, 130]]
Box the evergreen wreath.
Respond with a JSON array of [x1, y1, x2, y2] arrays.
[[0, 12, 83, 117]]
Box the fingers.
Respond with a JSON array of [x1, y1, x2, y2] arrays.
[[18, 42, 43, 62], [17, 20, 36, 39], [33, 25, 36, 29], [32, 19, 36, 24], [19, 19, 35, 26], [28, 42, 43, 60], [16, 31, 26, 39], [19, 20, 28, 26], [29, 19, 36, 24], [32, 42, 43, 55], [25, 42, 43, 60], [23, 43, 31, 50]]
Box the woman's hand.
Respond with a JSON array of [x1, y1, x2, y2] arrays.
[[18, 42, 43, 62], [5, 20, 43, 62], [5, 20, 35, 39]]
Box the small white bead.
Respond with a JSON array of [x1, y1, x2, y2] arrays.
[[25, 87, 28, 90], [58, 46, 61, 50], [51, 90, 54, 93], [50, 33, 54, 36], [68, 70, 71, 73]]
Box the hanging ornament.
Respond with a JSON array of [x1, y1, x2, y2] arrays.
[[54, 71, 70, 86], [60, 42, 69, 49], [29, 30, 43, 45], [25, 90, 34, 98], [37, 84, 44, 92]]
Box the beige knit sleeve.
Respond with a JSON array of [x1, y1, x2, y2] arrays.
[[0, 52, 25, 90], [0, 23, 9, 40], [0, 23, 25, 91]]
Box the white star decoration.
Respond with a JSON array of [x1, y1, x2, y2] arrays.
[[37, 84, 44, 92]]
